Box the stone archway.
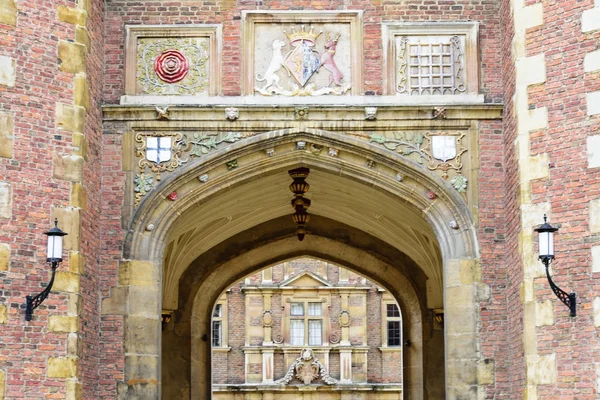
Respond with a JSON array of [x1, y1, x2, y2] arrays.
[[185, 234, 426, 399], [109, 129, 486, 399]]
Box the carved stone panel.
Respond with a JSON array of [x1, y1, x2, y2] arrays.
[[383, 22, 479, 96], [125, 25, 221, 96], [242, 11, 363, 96]]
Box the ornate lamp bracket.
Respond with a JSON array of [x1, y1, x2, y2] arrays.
[[25, 262, 59, 321], [24, 219, 67, 321], [535, 215, 576, 317], [540, 256, 576, 317]]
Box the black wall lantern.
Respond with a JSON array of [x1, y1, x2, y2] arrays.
[[534, 215, 576, 317], [25, 219, 68, 321]]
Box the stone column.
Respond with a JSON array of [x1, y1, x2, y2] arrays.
[[262, 290, 273, 345], [339, 348, 353, 384], [262, 349, 274, 384], [339, 290, 350, 345]]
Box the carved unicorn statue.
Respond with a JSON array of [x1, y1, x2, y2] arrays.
[[319, 33, 344, 87]]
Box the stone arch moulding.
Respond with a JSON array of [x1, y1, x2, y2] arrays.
[[110, 128, 488, 399]]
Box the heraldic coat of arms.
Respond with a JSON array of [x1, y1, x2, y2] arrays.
[[255, 26, 352, 96]]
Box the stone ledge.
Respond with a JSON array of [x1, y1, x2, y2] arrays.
[[120, 94, 486, 107]]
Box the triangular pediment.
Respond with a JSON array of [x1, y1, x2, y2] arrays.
[[279, 270, 332, 288]]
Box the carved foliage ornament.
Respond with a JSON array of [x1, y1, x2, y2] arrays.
[[134, 131, 251, 206], [370, 131, 468, 189]]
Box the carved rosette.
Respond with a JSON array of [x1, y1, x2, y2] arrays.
[[137, 38, 209, 95], [154, 50, 189, 83]]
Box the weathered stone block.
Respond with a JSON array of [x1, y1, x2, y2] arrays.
[[129, 287, 159, 316], [56, 103, 85, 134], [74, 74, 90, 110], [72, 133, 88, 161], [67, 333, 82, 357], [49, 316, 79, 333], [58, 5, 87, 26], [48, 357, 78, 378], [67, 294, 83, 316], [516, 54, 546, 87], [66, 379, 82, 400], [526, 354, 556, 385], [53, 153, 84, 183], [0, 0, 17, 26], [584, 50, 600, 73], [477, 358, 495, 385], [588, 136, 600, 169], [588, 91, 600, 116], [593, 297, 600, 327], [51, 207, 81, 251], [514, 3, 543, 32], [445, 306, 477, 334], [0, 305, 6, 324], [78, 0, 91, 14], [101, 286, 128, 315], [70, 183, 87, 210], [535, 300, 554, 326], [75, 27, 91, 51], [590, 199, 600, 233], [0, 182, 12, 219], [582, 7, 600, 33], [69, 251, 85, 274], [124, 354, 159, 384], [119, 260, 158, 287], [0, 243, 9, 271], [0, 56, 15, 87], [58, 41, 87, 74], [0, 112, 14, 158], [124, 316, 160, 354], [592, 246, 600, 273], [0, 368, 5, 399], [54, 271, 81, 293]]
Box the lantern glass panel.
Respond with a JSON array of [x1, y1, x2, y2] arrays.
[[538, 231, 554, 258], [47, 234, 63, 261]]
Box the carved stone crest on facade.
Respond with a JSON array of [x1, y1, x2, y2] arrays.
[[275, 348, 338, 386], [254, 27, 352, 96], [431, 135, 457, 162]]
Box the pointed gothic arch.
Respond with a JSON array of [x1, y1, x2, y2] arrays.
[[111, 129, 484, 399]]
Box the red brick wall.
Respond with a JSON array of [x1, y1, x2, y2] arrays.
[[99, 126, 127, 399], [478, 118, 510, 397], [527, 0, 600, 397], [79, 0, 105, 396], [0, 0, 104, 398], [498, 0, 524, 395]]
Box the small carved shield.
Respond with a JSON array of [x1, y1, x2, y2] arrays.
[[431, 136, 457, 162], [285, 41, 320, 86], [146, 137, 172, 163]]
